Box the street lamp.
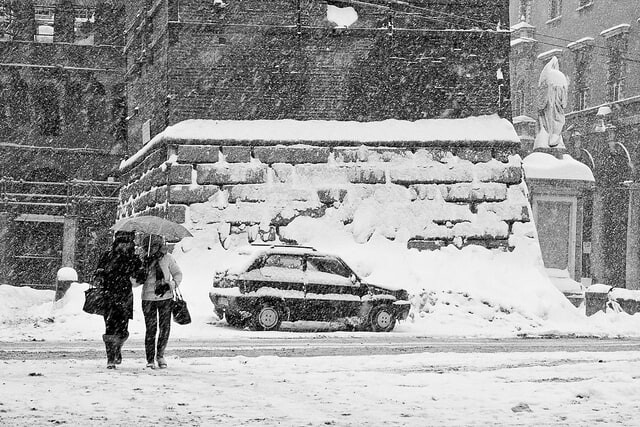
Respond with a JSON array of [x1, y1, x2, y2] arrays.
[[594, 105, 613, 133]]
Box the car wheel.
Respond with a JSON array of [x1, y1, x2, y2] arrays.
[[252, 303, 283, 331], [225, 310, 244, 328], [215, 308, 225, 320], [369, 305, 396, 332]]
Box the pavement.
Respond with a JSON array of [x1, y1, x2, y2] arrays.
[[2, 336, 640, 360]]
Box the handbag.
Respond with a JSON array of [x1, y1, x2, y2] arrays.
[[172, 288, 191, 325], [83, 286, 105, 316]]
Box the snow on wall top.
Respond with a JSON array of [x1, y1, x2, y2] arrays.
[[522, 152, 595, 182], [120, 115, 519, 171]]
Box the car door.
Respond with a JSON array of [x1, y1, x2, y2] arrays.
[[303, 255, 363, 321], [240, 253, 306, 318]]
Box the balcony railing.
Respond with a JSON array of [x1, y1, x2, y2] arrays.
[[0, 178, 120, 213]]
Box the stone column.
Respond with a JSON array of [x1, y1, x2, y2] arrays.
[[626, 184, 640, 290], [591, 186, 607, 285], [62, 215, 77, 267]]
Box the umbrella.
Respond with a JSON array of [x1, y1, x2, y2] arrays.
[[110, 216, 192, 242]]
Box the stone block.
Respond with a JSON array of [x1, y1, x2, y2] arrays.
[[317, 188, 348, 205], [446, 183, 508, 202], [492, 148, 513, 163], [333, 147, 360, 163], [414, 148, 451, 163], [413, 199, 473, 223], [456, 147, 493, 163], [132, 190, 156, 212], [477, 186, 531, 222], [169, 184, 219, 204], [411, 184, 447, 201], [177, 145, 220, 163], [463, 238, 510, 250], [227, 184, 316, 203], [293, 164, 350, 186], [168, 164, 193, 185], [369, 148, 412, 162], [196, 163, 268, 185], [452, 219, 509, 240], [156, 186, 168, 205], [390, 163, 474, 184], [119, 182, 138, 203], [348, 165, 386, 184], [223, 146, 251, 163], [474, 158, 523, 184], [127, 148, 167, 179], [271, 163, 294, 183], [166, 204, 187, 224], [469, 183, 508, 201], [254, 146, 330, 164], [407, 239, 449, 251], [226, 184, 268, 203], [137, 167, 165, 194]]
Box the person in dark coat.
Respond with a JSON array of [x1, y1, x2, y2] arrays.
[[94, 231, 143, 369]]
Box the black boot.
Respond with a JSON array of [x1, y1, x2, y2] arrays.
[[102, 334, 118, 369], [114, 332, 129, 365]]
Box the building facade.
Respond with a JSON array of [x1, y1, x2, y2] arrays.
[[124, 0, 511, 152], [510, 0, 640, 289], [0, 0, 126, 288]]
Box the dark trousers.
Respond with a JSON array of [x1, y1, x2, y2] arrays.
[[103, 307, 129, 340], [142, 299, 173, 363]]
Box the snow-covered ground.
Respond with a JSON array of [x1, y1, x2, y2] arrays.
[[1, 216, 639, 342], [2, 351, 639, 426]]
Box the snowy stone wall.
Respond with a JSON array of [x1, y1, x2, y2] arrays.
[[118, 119, 530, 251]]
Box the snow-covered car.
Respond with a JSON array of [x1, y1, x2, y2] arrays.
[[209, 244, 411, 332]]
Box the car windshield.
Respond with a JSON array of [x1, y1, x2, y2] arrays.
[[262, 254, 304, 270], [306, 256, 352, 278]]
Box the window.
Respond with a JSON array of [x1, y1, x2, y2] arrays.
[[572, 46, 592, 110], [611, 81, 623, 102], [263, 255, 304, 270], [307, 256, 353, 279], [576, 89, 589, 111], [519, 0, 532, 22], [605, 34, 628, 102], [549, 0, 562, 19]]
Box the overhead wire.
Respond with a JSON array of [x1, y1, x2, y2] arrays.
[[336, 0, 640, 64]]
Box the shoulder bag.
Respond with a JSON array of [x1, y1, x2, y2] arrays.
[[172, 288, 191, 325]]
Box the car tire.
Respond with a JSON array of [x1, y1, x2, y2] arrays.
[[252, 303, 283, 331], [369, 305, 396, 332]]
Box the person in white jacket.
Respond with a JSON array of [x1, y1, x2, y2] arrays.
[[138, 234, 183, 369]]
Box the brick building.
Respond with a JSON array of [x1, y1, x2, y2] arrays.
[[0, 0, 126, 288], [124, 0, 511, 152], [509, 0, 640, 289]]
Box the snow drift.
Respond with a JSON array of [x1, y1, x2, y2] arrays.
[[2, 214, 639, 341]]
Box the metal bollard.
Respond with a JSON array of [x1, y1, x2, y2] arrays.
[[55, 267, 78, 301]]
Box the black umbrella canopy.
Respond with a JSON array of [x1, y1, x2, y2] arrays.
[[110, 216, 192, 242]]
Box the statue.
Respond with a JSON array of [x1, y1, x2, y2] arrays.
[[534, 56, 569, 150]]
